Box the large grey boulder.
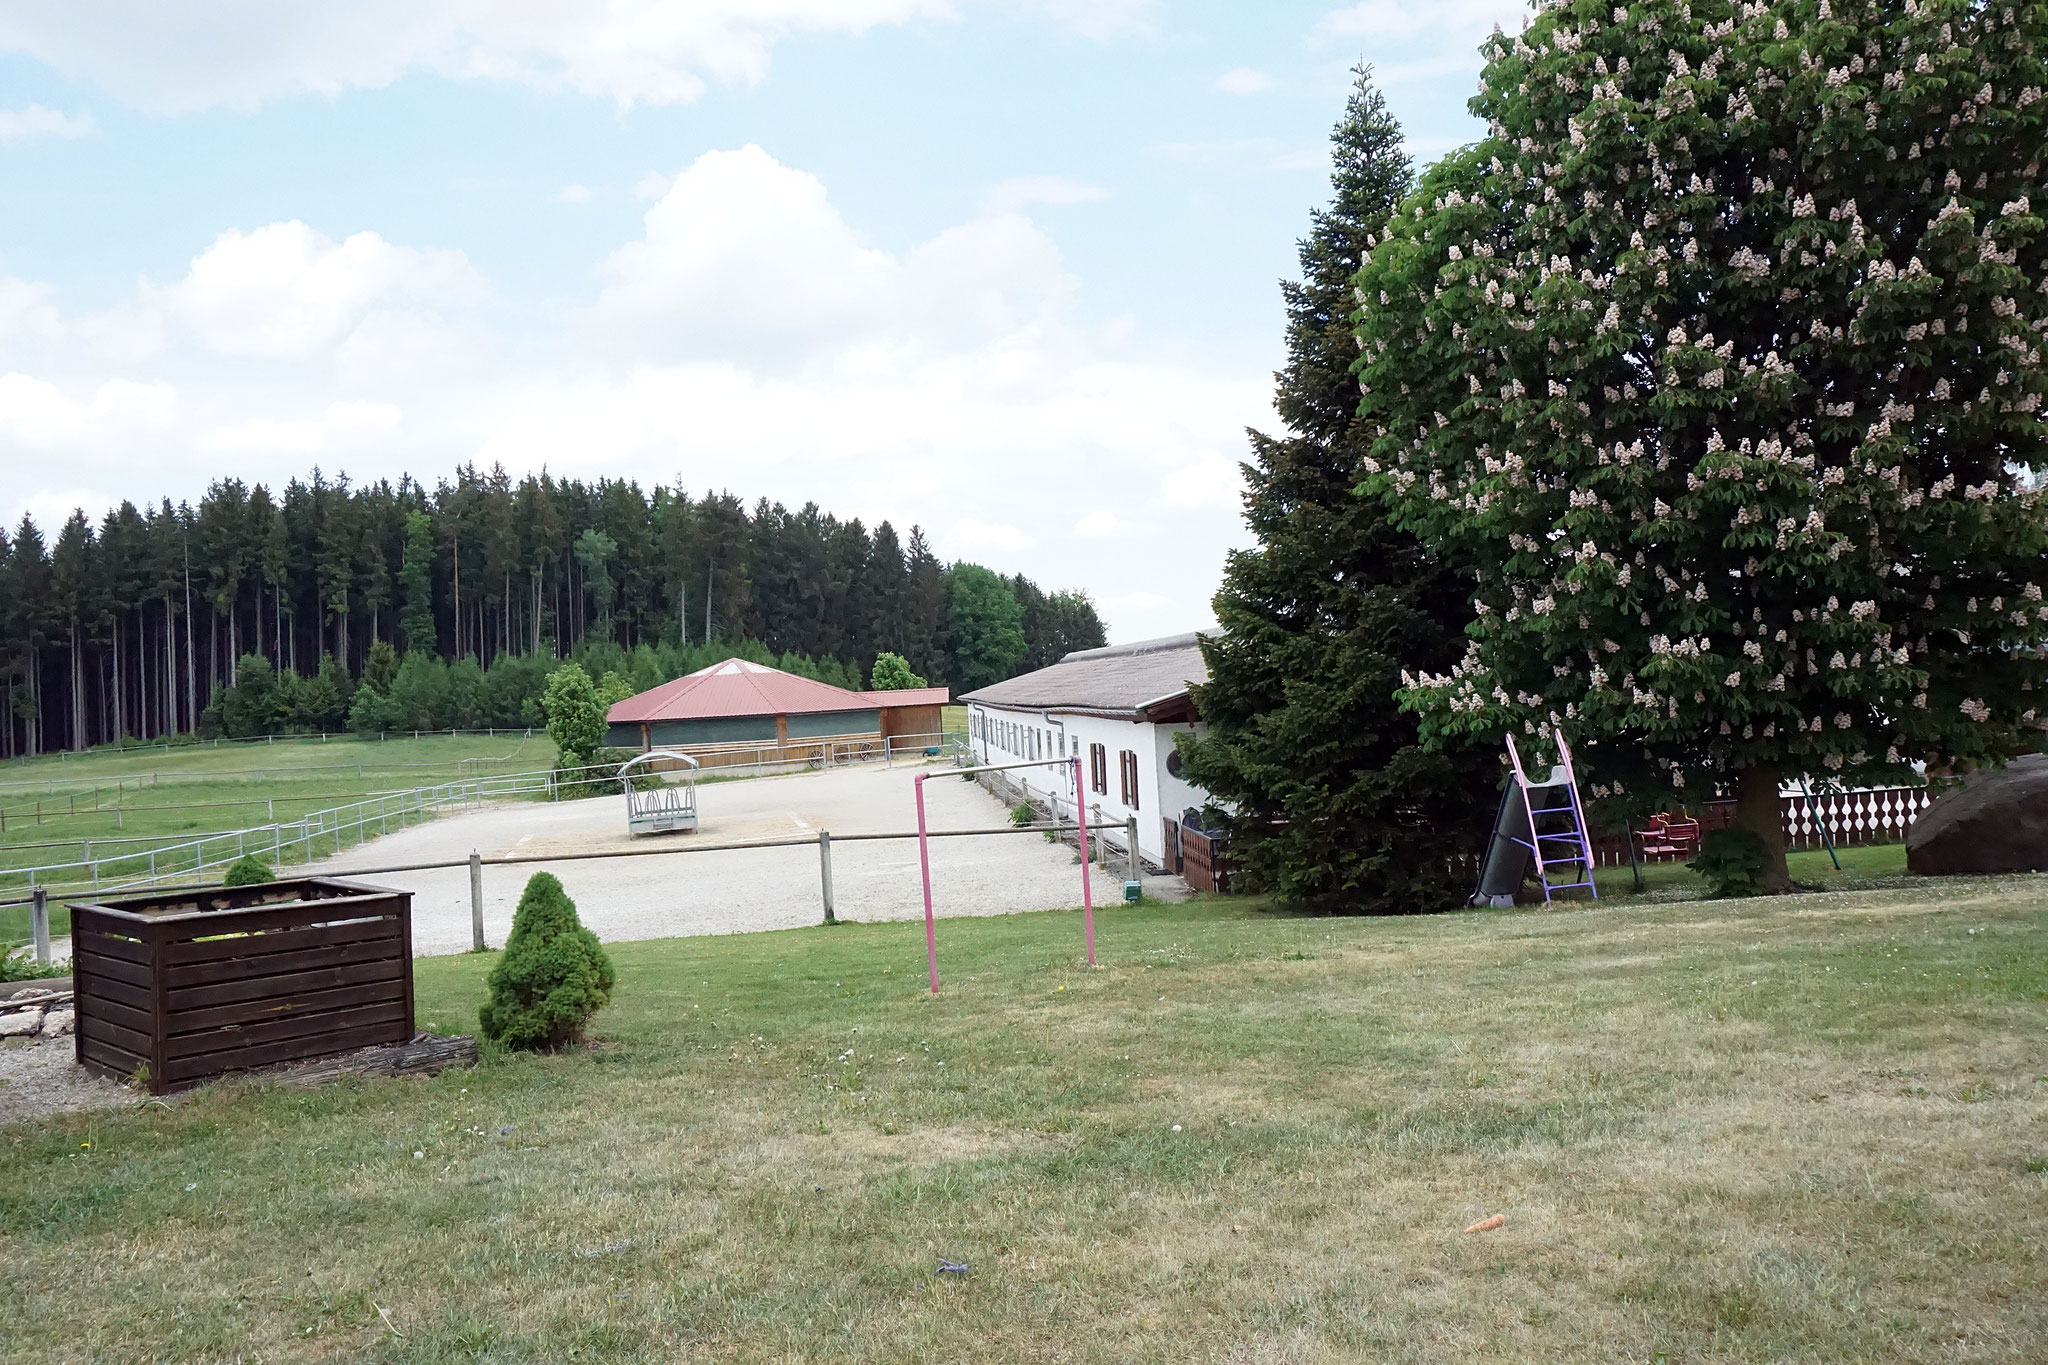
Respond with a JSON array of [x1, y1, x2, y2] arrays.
[[1906, 754, 2048, 875]]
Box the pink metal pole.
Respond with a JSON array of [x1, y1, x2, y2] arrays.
[[1072, 756, 1094, 965], [914, 772, 939, 993]]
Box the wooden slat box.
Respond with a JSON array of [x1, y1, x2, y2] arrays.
[[69, 877, 414, 1095]]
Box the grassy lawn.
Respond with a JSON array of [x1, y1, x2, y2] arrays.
[[0, 735, 559, 922], [4, 878, 2045, 1361], [1594, 842, 1910, 899]]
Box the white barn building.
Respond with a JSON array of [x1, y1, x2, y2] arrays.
[[960, 633, 1212, 867]]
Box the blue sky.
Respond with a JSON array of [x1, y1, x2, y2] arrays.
[[0, 1, 1523, 639]]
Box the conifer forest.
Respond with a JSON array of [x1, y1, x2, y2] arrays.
[[0, 466, 1105, 756]]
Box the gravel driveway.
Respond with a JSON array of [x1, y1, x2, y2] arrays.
[[319, 761, 1117, 955]]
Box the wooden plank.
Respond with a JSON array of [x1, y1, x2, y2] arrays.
[[398, 889, 415, 1038], [78, 1035, 143, 1079], [79, 1013, 153, 1057], [276, 1033, 476, 1085], [85, 879, 386, 919], [169, 979, 406, 1034], [163, 1020, 410, 1084], [73, 971, 151, 1012], [77, 993, 152, 1035], [76, 949, 152, 988], [147, 896, 403, 939], [168, 1000, 410, 1061], [149, 915, 170, 1096], [156, 905, 398, 946], [166, 957, 406, 1012], [163, 917, 399, 966], [72, 928, 152, 965], [165, 935, 402, 989]]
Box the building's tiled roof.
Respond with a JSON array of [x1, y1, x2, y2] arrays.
[[958, 633, 1208, 718], [607, 659, 948, 724]]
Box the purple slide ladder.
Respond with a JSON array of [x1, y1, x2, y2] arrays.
[[1504, 727, 1599, 903]]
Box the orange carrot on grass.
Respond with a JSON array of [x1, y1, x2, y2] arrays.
[[1462, 1214, 1507, 1234]]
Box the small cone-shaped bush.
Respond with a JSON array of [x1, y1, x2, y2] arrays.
[[221, 855, 275, 887], [479, 872, 615, 1049]]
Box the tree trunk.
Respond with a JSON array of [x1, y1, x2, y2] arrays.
[[1734, 763, 1791, 893], [70, 621, 84, 750]]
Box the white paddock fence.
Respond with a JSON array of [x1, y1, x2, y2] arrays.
[[0, 732, 969, 899]]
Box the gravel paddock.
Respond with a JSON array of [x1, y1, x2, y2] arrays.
[[319, 761, 1119, 955]]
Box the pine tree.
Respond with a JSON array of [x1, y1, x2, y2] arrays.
[[1178, 65, 1493, 913], [1357, 0, 2048, 891], [573, 528, 618, 645], [398, 510, 436, 655]]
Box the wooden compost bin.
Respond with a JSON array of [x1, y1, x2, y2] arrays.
[[70, 876, 414, 1095]]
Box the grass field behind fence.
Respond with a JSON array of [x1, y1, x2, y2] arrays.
[[2, 881, 2043, 1362], [0, 734, 558, 921]]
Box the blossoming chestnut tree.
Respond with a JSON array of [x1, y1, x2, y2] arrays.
[[1355, 0, 2048, 889]]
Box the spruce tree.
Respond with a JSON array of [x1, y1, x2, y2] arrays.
[[398, 510, 435, 655], [1179, 65, 1495, 913], [1357, 0, 2048, 891], [478, 872, 615, 1049]]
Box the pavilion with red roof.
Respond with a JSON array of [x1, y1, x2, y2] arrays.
[[604, 658, 950, 761]]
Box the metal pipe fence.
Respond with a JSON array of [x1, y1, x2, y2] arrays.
[[319, 821, 1081, 952], [6, 819, 1083, 961], [0, 735, 971, 901]]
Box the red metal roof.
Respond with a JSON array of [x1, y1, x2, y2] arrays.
[[607, 660, 949, 724]]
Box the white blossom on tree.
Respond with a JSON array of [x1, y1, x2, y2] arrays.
[[1354, 0, 2048, 888]]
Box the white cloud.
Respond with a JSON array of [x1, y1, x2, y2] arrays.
[[0, 278, 67, 349], [0, 104, 93, 141], [1074, 510, 1133, 539], [554, 182, 592, 205], [0, 145, 1271, 640], [153, 220, 484, 359], [1213, 67, 1273, 95], [0, 373, 176, 447], [198, 399, 401, 456], [1160, 450, 1244, 510], [20, 489, 110, 538], [1319, 0, 1531, 43], [590, 144, 1072, 364], [948, 518, 1036, 554], [0, 2, 1152, 114], [981, 175, 1108, 214]]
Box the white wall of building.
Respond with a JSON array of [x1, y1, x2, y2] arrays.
[[966, 702, 1209, 865]]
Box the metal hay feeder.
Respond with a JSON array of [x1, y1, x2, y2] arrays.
[[619, 749, 701, 836]]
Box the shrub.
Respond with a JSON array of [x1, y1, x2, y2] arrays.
[[1009, 800, 1036, 827], [1689, 829, 1768, 900], [0, 952, 69, 983], [221, 855, 276, 887], [478, 873, 615, 1050]]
